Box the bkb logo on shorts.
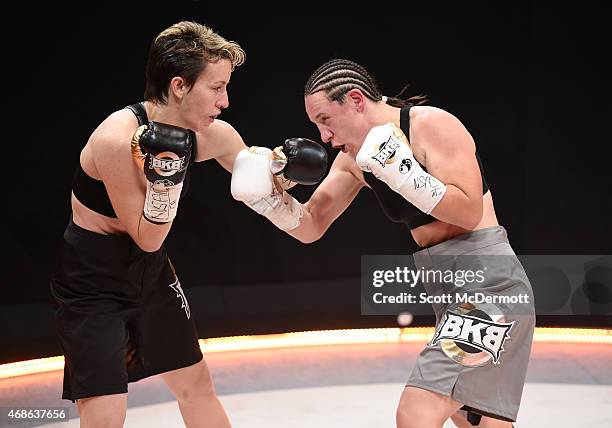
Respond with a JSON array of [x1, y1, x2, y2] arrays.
[[432, 309, 514, 366], [150, 151, 186, 177]]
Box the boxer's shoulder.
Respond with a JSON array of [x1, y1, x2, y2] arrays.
[[86, 110, 138, 160], [409, 106, 474, 157], [194, 119, 246, 163]]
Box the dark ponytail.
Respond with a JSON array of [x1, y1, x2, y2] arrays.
[[384, 83, 428, 108]]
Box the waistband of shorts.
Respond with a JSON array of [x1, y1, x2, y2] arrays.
[[413, 226, 509, 268], [63, 216, 144, 256]]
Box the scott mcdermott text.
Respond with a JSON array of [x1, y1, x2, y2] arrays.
[[373, 292, 531, 305]]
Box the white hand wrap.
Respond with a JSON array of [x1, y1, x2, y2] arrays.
[[144, 181, 183, 223], [231, 147, 303, 231], [245, 190, 303, 231], [356, 123, 446, 214]]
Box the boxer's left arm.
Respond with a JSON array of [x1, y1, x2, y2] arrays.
[[192, 119, 247, 171], [230, 138, 329, 233], [357, 109, 483, 229], [413, 109, 483, 229]]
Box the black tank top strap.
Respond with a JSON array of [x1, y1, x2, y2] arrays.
[[400, 105, 412, 140], [125, 102, 148, 126]]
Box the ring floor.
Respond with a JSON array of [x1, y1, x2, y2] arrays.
[[2, 341, 611, 427]]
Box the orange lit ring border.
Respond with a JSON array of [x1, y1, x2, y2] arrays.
[[1, 327, 611, 380]]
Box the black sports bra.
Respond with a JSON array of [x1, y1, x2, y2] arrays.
[[363, 106, 489, 230], [72, 103, 192, 218]]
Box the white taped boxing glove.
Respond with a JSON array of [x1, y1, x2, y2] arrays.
[[231, 147, 275, 201], [231, 147, 303, 231], [356, 123, 447, 214]]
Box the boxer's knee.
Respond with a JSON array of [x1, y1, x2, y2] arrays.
[[77, 393, 127, 428], [162, 359, 216, 406], [397, 386, 461, 428]]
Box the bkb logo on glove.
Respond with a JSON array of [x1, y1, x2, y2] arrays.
[[363, 123, 410, 169], [356, 122, 447, 215], [150, 152, 185, 177], [371, 137, 399, 167]]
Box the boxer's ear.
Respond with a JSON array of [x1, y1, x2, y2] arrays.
[[169, 76, 188, 100], [346, 88, 366, 112]]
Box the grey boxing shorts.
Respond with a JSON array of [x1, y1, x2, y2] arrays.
[[406, 226, 535, 423]]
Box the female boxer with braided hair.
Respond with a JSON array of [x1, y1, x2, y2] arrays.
[[231, 59, 534, 428]]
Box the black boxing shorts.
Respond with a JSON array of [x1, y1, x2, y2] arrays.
[[50, 218, 202, 401]]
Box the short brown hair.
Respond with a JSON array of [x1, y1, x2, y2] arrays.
[[144, 21, 245, 103]]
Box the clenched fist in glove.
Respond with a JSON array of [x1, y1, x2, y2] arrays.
[[356, 123, 446, 214], [231, 138, 328, 231], [270, 137, 329, 186], [131, 122, 195, 223]]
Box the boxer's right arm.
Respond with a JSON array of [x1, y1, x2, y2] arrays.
[[289, 152, 365, 243], [91, 116, 173, 252], [232, 148, 364, 243], [133, 122, 193, 224]]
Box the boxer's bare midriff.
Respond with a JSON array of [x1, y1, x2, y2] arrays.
[[71, 144, 133, 235], [411, 191, 499, 248], [71, 194, 130, 235]]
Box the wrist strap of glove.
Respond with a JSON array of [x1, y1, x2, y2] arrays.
[[143, 181, 183, 223], [246, 189, 303, 231], [359, 123, 447, 214], [395, 162, 447, 214]]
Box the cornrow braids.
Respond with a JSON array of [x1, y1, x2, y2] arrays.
[[305, 58, 428, 107], [305, 59, 382, 102]]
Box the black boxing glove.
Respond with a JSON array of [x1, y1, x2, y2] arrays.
[[270, 138, 328, 186], [131, 121, 195, 223]]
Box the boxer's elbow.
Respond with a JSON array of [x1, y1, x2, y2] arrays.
[[461, 213, 483, 231], [134, 235, 164, 253], [291, 204, 325, 244], [132, 219, 172, 252], [435, 186, 483, 230], [292, 223, 324, 244], [137, 239, 164, 253], [458, 198, 483, 230], [295, 230, 323, 244]]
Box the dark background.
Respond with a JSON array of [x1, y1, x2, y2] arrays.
[[2, 3, 610, 363]]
